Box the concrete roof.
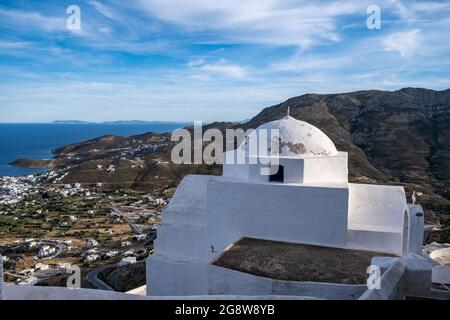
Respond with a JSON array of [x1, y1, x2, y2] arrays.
[[213, 238, 396, 284]]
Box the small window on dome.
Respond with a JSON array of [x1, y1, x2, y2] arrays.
[[269, 165, 284, 183]]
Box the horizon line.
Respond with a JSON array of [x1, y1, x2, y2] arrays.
[[0, 120, 195, 124]]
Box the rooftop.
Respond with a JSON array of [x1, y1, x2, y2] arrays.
[[241, 116, 338, 158], [213, 238, 396, 285]]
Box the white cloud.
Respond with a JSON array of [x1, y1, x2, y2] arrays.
[[0, 8, 66, 32], [383, 29, 421, 57], [89, 0, 124, 22], [0, 40, 31, 49], [1, 0, 450, 123], [136, 0, 365, 47], [270, 54, 348, 72], [187, 59, 205, 67], [385, 0, 416, 21], [83, 39, 173, 54], [189, 59, 248, 79], [409, 1, 450, 14], [0, 78, 296, 122]]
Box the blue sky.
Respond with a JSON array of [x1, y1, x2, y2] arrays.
[[1, 0, 450, 122]]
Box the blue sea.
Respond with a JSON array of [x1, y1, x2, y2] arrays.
[[0, 123, 189, 177]]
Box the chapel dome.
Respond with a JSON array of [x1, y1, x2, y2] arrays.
[[241, 116, 338, 157]]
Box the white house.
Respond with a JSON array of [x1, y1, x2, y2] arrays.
[[86, 239, 99, 247], [147, 115, 425, 297], [85, 254, 100, 263], [35, 263, 50, 271], [106, 250, 119, 258], [38, 245, 56, 258], [119, 256, 137, 266], [57, 263, 72, 270], [133, 234, 147, 241], [121, 241, 132, 247]]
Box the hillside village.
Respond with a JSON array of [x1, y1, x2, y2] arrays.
[[0, 170, 167, 290]]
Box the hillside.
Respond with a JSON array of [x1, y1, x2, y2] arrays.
[[241, 88, 450, 226]]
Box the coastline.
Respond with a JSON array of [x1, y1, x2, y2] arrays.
[[0, 122, 189, 177], [9, 158, 54, 169]]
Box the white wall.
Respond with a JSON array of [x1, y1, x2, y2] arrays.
[[147, 254, 209, 296], [348, 183, 407, 231], [347, 183, 409, 255], [206, 179, 349, 254], [155, 224, 210, 260], [165, 174, 209, 213], [4, 285, 149, 300], [154, 175, 212, 261], [303, 152, 348, 184], [147, 175, 212, 295], [347, 229, 403, 255], [247, 157, 304, 184], [3, 284, 319, 300], [149, 176, 351, 296], [223, 150, 250, 181], [148, 173, 418, 296], [224, 153, 347, 185], [207, 265, 366, 300]]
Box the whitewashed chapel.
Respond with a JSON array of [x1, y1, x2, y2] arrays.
[[147, 114, 432, 299], [1, 115, 448, 300]]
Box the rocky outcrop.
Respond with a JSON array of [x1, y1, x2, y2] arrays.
[[11, 158, 53, 168]]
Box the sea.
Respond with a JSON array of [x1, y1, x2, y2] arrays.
[[0, 123, 190, 177]]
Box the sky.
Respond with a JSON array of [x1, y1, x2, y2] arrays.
[[0, 0, 450, 123]]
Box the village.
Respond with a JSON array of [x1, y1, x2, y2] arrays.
[[0, 170, 167, 291]]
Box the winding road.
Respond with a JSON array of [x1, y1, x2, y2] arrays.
[[85, 263, 117, 291], [111, 207, 142, 235], [41, 240, 67, 260]]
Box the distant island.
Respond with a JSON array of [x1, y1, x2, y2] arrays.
[[53, 120, 94, 124], [53, 120, 186, 125]]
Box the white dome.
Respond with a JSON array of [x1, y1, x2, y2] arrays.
[[241, 116, 338, 157]]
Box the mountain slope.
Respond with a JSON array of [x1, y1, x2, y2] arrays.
[[241, 88, 450, 219]]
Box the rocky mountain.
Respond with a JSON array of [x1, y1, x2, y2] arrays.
[[241, 88, 450, 223]]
